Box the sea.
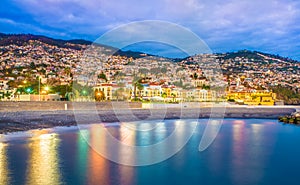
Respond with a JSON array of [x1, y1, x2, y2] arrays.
[[1, 118, 300, 185]]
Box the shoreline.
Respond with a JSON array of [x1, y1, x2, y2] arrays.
[[0, 106, 298, 134]]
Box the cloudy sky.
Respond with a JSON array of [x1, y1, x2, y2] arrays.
[[1, 0, 300, 59]]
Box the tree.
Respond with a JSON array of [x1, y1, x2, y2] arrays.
[[161, 92, 167, 102], [271, 85, 300, 105], [171, 93, 176, 102], [193, 72, 198, 79], [132, 73, 144, 100], [4, 91, 11, 99], [30, 62, 36, 69], [202, 84, 210, 90], [98, 72, 108, 82], [51, 85, 72, 97]]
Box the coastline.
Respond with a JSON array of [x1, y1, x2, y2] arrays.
[[0, 105, 298, 134]]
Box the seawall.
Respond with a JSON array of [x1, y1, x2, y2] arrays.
[[0, 101, 142, 112]]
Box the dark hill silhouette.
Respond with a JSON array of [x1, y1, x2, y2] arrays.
[[0, 33, 298, 62]]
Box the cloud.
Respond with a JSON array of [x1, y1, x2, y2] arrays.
[[97, 20, 211, 56], [1, 0, 300, 59], [11, 0, 300, 34], [0, 17, 70, 37]]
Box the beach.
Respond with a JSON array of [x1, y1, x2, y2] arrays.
[[0, 101, 298, 134]]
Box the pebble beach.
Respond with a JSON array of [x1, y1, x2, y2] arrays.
[[0, 103, 298, 134]]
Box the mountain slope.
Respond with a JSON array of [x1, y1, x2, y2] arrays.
[[217, 50, 298, 63], [0, 33, 92, 50], [0, 33, 298, 62], [0, 33, 149, 58]]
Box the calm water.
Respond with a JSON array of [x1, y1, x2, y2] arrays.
[[1, 119, 300, 185]]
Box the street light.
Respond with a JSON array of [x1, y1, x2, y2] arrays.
[[38, 76, 41, 101], [26, 88, 32, 94], [44, 86, 49, 91]]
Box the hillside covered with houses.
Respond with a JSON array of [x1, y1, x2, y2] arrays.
[[0, 33, 299, 105]]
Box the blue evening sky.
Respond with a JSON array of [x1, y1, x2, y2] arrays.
[[0, 0, 300, 59]]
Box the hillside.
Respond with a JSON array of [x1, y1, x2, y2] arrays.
[[1, 33, 298, 63], [0, 33, 92, 50], [217, 50, 298, 63], [0, 33, 147, 58], [0, 33, 299, 104]]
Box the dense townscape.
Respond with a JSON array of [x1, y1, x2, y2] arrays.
[[0, 33, 299, 105]]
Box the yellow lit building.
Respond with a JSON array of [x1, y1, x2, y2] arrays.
[[93, 84, 113, 100], [227, 90, 276, 105]]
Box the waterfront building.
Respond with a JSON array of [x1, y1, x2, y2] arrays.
[[17, 94, 61, 101], [226, 90, 276, 105], [93, 83, 113, 101]]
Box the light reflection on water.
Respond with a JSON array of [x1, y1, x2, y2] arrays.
[[1, 119, 300, 185], [87, 125, 110, 185], [0, 143, 10, 185], [26, 133, 62, 185]]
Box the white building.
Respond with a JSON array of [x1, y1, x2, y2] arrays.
[[18, 94, 60, 101]]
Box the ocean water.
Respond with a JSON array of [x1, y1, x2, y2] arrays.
[[1, 119, 300, 185]]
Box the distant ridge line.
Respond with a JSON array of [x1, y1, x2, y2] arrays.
[[0, 32, 298, 62]]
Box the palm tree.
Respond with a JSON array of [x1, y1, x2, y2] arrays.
[[132, 75, 144, 101]]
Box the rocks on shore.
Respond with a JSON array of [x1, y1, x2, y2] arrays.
[[278, 112, 300, 125]]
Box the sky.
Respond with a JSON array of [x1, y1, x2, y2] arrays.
[[0, 0, 300, 59]]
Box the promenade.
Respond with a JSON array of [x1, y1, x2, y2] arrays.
[[0, 101, 298, 134]]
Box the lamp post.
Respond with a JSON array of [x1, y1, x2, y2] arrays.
[[38, 76, 41, 101], [45, 86, 49, 92], [26, 88, 32, 94]]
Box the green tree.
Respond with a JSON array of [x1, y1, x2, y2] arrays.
[[171, 93, 176, 102], [98, 72, 108, 82], [161, 92, 167, 102], [202, 84, 210, 90], [133, 79, 144, 100], [193, 72, 198, 79], [30, 62, 36, 69]]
